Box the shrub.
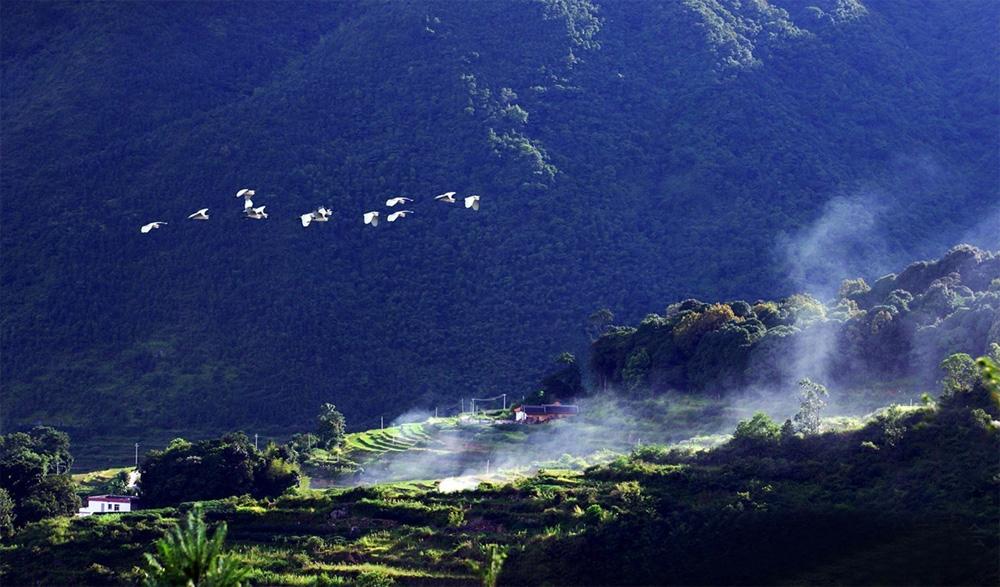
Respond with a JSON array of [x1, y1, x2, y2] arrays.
[[142, 508, 248, 587], [355, 570, 396, 587], [733, 413, 781, 445]]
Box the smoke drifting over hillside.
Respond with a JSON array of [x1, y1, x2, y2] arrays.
[[780, 192, 890, 300], [346, 381, 913, 488], [962, 206, 1000, 250], [347, 391, 814, 487]]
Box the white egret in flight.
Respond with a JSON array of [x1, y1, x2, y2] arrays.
[[245, 206, 268, 220], [364, 211, 380, 227], [386, 196, 413, 207], [434, 192, 456, 203], [387, 210, 415, 222], [236, 188, 255, 199], [140, 221, 167, 233], [464, 195, 480, 211], [187, 208, 209, 221], [301, 207, 332, 227]]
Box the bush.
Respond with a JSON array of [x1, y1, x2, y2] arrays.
[[733, 413, 781, 445]]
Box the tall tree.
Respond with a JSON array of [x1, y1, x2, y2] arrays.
[[0, 488, 15, 538], [539, 352, 585, 401], [790, 378, 829, 436], [317, 403, 347, 449]]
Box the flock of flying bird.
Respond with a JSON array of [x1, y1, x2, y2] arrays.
[[139, 189, 482, 233]]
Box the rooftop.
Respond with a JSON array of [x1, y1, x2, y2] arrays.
[[516, 404, 580, 416], [87, 495, 137, 503]]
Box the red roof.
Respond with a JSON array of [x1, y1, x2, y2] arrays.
[[516, 404, 580, 416], [88, 495, 135, 503]]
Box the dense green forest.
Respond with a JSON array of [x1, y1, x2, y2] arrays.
[[591, 245, 1000, 397], [2, 354, 996, 585], [2, 0, 998, 443]]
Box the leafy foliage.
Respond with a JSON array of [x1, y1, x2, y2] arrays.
[[0, 488, 14, 539], [790, 378, 829, 435], [591, 246, 1000, 395], [142, 508, 248, 587], [317, 404, 347, 450], [732, 412, 781, 445], [138, 434, 298, 507], [466, 543, 508, 587], [0, 426, 80, 527], [940, 353, 980, 396], [537, 352, 585, 401]]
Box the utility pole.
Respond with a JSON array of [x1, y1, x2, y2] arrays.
[[502, 394, 507, 410], [134, 443, 139, 468], [435, 407, 438, 418], [461, 398, 464, 413], [380, 416, 384, 430], [254, 434, 259, 451], [486, 459, 490, 475]]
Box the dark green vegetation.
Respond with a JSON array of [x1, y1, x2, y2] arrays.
[[592, 245, 1000, 395], [317, 404, 348, 450], [3, 0, 999, 445], [505, 361, 1000, 586], [139, 433, 299, 508], [0, 426, 81, 530], [2, 360, 996, 586]]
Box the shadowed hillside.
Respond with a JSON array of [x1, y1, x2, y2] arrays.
[[2, 0, 998, 438]]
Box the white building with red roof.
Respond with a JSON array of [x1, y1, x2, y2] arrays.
[[77, 495, 138, 516]]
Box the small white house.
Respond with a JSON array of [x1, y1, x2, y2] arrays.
[[77, 495, 137, 516]]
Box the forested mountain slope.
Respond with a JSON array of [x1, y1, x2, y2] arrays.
[[2, 0, 998, 435], [591, 245, 1000, 397]]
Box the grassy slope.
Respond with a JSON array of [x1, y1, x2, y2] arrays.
[[302, 395, 740, 487], [3, 395, 996, 586], [72, 467, 133, 497]]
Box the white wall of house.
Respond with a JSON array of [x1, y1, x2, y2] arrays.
[[77, 498, 133, 516]]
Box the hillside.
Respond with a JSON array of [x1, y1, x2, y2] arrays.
[[302, 394, 732, 487], [3, 365, 996, 586], [2, 0, 999, 439], [591, 245, 1000, 398]]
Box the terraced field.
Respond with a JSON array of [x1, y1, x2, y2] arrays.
[[304, 402, 725, 488], [305, 416, 592, 487], [306, 419, 471, 486], [345, 422, 439, 455]]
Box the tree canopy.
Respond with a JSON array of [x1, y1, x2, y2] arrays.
[[138, 433, 299, 507], [0, 427, 80, 528]]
